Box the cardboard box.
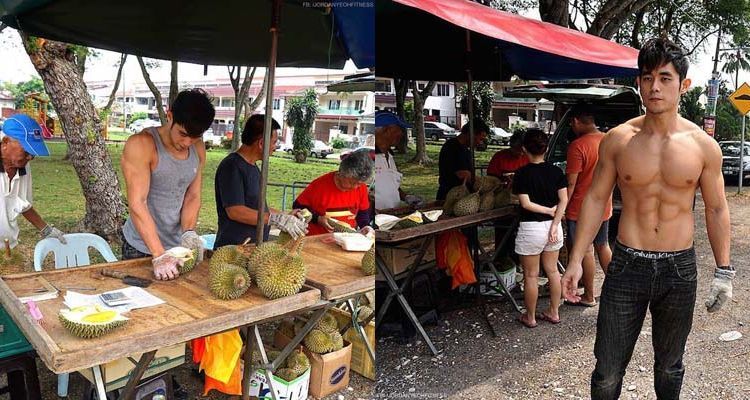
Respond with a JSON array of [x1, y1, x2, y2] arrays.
[[248, 367, 310, 400], [376, 236, 435, 276], [79, 343, 186, 392], [274, 332, 352, 399], [329, 307, 375, 380]]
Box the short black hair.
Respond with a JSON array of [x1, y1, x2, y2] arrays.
[[523, 128, 548, 156], [569, 106, 595, 124], [170, 89, 216, 138], [241, 114, 281, 145], [509, 130, 524, 146], [638, 37, 689, 81], [460, 118, 489, 136]]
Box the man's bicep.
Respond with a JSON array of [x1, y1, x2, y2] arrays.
[[121, 138, 151, 202], [699, 139, 726, 209], [588, 137, 618, 198]]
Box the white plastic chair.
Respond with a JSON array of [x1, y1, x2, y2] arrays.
[[33, 233, 118, 397]]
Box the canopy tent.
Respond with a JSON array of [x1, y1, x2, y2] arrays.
[[1, 0, 374, 69], [377, 0, 639, 81], [1, 0, 374, 247]]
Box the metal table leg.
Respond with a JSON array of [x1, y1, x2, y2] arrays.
[[375, 239, 439, 355], [92, 365, 108, 400], [116, 350, 156, 400], [344, 297, 375, 365]]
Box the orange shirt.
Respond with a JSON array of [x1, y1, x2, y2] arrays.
[[487, 149, 529, 176], [566, 132, 612, 221], [294, 171, 370, 236]]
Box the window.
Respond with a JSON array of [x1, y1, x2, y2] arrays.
[[432, 109, 441, 117], [211, 98, 220, 107], [417, 82, 426, 90], [354, 100, 364, 110], [437, 84, 450, 97], [328, 100, 341, 110], [136, 97, 149, 105], [221, 98, 234, 108], [273, 99, 281, 110]]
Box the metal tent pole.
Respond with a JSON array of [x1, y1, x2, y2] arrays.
[[256, 0, 282, 246], [465, 30, 475, 181]]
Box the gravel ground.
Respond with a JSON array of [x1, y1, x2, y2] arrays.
[[375, 189, 750, 400]]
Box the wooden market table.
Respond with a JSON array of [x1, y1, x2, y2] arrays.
[[375, 205, 520, 355], [0, 257, 325, 400]]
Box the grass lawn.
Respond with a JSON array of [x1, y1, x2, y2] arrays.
[[394, 143, 499, 201], [5, 141, 338, 273]]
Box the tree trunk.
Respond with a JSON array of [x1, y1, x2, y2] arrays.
[[409, 81, 436, 165], [168, 61, 179, 107], [104, 54, 127, 111], [394, 78, 409, 153], [229, 66, 256, 151], [587, 0, 654, 39], [243, 71, 268, 121], [20, 34, 126, 240], [136, 56, 167, 124], [539, 0, 570, 28]]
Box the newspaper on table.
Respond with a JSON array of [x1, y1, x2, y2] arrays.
[[63, 286, 165, 313]]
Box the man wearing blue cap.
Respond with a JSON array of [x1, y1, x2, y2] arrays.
[[0, 114, 66, 249], [374, 111, 423, 210]]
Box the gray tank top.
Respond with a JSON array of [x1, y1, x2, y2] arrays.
[[122, 127, 199, 254]]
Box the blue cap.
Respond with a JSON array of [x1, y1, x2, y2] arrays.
[[375, 111, 411, 128], [1, 114, 50, 156]]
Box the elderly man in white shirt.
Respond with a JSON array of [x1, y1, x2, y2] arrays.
[[0, 115, 66, 249], [374, 111, 423, 211]]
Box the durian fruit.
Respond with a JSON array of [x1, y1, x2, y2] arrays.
[[494, 187, 512, 208], [329, 330, 344, 351], [473, 175, 502, 194], [285, 348, 310, 376], [391, 211, 423, 230], [329, 218, 357, 233], [443, 184, 469, 215], [58, 305, 128, 339], [453, 192, 481, 216], [315, 313, 339, 334], [277, 319, 297, 339], [356, 305, 374, 323], [275, 368, 298, 382], [479, 191, 495, 212], [255, 239, 307, 299], [165, 246, 199, 274], [246, 241, 283, 279], [276, 209, 313, 244], [304, 329, 335, 354], [208, 263, 251, 300], [361, 245, 376, 276], [209, 245, 248, 270]]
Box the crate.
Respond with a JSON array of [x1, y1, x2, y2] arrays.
[[329, 307, 375, 380], [376, 237, 435, 276], [0, 305, 32, 359]]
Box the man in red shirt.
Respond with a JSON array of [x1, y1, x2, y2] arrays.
[[565, 107, 613, 307], [487, 130, 529, 183], [294, 149, 373, 236]]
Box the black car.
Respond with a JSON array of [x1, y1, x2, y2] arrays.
[[719, 141, 750, 183], [424, 121, 458, 141], [505, 83, 644, 239]]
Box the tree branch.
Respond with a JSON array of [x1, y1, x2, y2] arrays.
[[104, 54, 127, 111], [136, 56, 167, 124]]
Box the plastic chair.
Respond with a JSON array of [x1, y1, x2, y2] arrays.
[[33, 233, 118, 397]]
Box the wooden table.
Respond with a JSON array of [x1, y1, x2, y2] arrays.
[[0, 258, 323, 399], [375, 205, 520, 355]]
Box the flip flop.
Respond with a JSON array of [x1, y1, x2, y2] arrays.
[[564, 299, 597, 307], [517, 314, 537, 328], [538, 312, 561, 324]]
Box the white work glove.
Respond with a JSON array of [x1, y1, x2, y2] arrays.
[[180, 230, 204, 263], [404, 194, 424, 207], [359, 226, 375, 238], [705, 268, 735, 313], [152, 250, 183, 280], [41, 225, 67, 244], [269, 213, 308, 240]]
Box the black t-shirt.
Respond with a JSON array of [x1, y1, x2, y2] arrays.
[[512, 162, 567, 222], [437, 138, 471, 200], [214, 152, 270, 248]]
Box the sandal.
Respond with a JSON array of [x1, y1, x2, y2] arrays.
[[538, 312, 561, 324], [564, 299, 597, 307], [517, 313, 537, 328]]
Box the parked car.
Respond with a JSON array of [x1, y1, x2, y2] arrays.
[[719, 141, 750, 183], [505, 83, 644, 239], [128, 118, 160, 133], [424, 121, 458, 141], [488, 126, 513, 145], [202, 128, 222, 147], [282, 140, 334, 158]]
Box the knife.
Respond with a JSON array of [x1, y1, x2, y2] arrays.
[[100, 269, 152, 287]]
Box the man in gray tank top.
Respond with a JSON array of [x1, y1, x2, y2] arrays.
[[121, 89, 215, 281]]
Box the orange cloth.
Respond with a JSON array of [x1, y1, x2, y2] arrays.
[[194, 329, 243, 395], [565, 132, 612, 221], [435, 230, 476, 289], [294, 171, 370, 235], [487, 149, 529, 176]]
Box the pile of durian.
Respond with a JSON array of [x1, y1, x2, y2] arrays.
[[277, 305, 374, 355], [361, 245, 375, 276], [208, 236, 307, 300], [442, 176, 511, 216], [251, 347, 310, 383], [58, 304, 129, 339]]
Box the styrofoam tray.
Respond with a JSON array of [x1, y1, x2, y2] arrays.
[[333, 233, 373, 251]]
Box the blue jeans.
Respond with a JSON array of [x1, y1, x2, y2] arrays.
[[591, 241, 697, 400]]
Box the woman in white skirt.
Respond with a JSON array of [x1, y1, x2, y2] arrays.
[[512, 129, 568, 328]]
